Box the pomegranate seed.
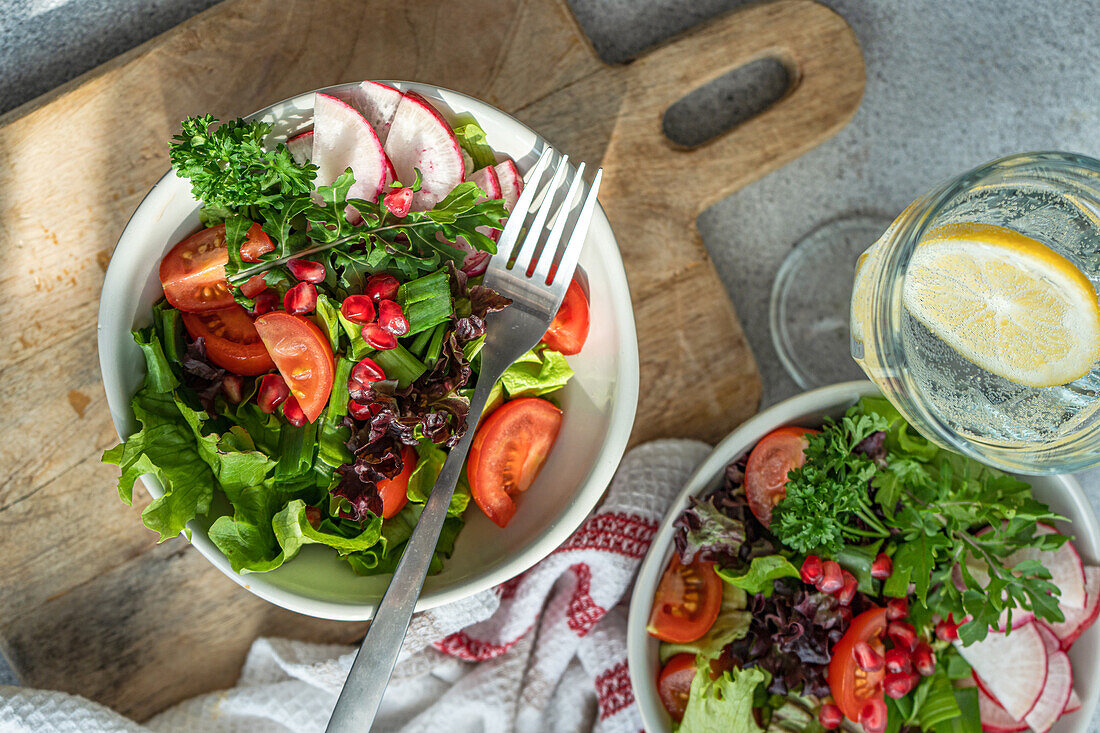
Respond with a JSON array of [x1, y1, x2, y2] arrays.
[[819, 703, 843, 730], [240, 274, 268, 298], [884, 648, 912, 675], [362, 322, 397, 350], [887, 621, 918, 651], [884, 671, 915, 699], [282, 394, 308, 427], [284, 281, 317, 314], [341, 294, 376, 324], [257, 374, 289, 413], [886, 597, 908, 621], [871, 553, 893, 579], [859, 699, 888, 733], [853, 641, 884, 672], [816, 560, 843, 594], [384, 187, 414, 218], [251, 290, 278, 315], [347, 399, 380, 421], [935, 615, 959, 642], [837, 570, 858, 606], [377, 299, 410, 336], [221, 374, 244, 403], [364, 273, 400, 301], [287, 258, 326, 283], [351, 356, 386, 384], [912, 642, 936, 676], [800, 555, 823, 584]]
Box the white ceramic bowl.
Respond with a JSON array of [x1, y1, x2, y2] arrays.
[[627, 381, 1100, 733], [98, 82, 639, 621]]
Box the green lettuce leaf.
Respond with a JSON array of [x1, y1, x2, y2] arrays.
[[273, 499, 383, 561], [406, 441, 471, 516], [453, 121, 498, 171], [679, 665, 767, 733], [498, 346, 574, 399], [716, 555, 801, 597]]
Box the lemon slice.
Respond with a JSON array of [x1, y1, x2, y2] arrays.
[[902, 223, 1100, 387]]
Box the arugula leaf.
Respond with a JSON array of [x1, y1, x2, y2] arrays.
[[715, 555, 800, 596]]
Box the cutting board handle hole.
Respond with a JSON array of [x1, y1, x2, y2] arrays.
[[662, 57, 792, 149]]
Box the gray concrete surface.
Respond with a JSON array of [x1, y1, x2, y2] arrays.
[[3, 0, 1100, 728]]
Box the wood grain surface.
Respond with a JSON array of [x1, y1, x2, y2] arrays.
[[0, 0, 862, 719]]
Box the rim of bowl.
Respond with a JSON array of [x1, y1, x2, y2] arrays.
[[97, 80, 640, 620], [626, 380, 1100, 733]]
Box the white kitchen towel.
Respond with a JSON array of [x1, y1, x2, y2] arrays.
[[0, 439, 710, 733]]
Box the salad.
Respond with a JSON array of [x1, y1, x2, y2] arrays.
[[102, 81, 591, 577], [647, 396, 1099, 733]]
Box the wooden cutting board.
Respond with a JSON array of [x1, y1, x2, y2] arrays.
[[0, 0, 862, 719]]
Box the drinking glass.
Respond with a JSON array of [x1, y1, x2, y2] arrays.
[[851, 151, 1100, 474]]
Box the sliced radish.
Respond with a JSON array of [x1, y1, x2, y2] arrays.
[[348, 80, 403, 143], [495, 159, 523, 212], [1064, 688, 1081, 715], [1024, 649, 1072, 733], [384, 91, 464, 210], [976, 681, 1028, 733], [996, 607, 1035, 631], [1036, 622, 1061, 654], [955, 621, 1048, 720], [468, 166, 502, 200], [286, 130, 313, 165], [1044, 565, 1100, 649], [312, 93, 388, 208]]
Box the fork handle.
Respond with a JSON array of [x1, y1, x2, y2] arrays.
[[325, 372, 496, 733]]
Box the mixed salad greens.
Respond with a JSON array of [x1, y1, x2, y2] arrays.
[[103, 81, 591, 577], [648, 396, 1098, 733]]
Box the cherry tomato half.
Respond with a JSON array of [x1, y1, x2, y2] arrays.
[[658, 653, 697, 722], [541, 277, 590, 355], [159, 223, 273, 312], [379, 445, 417, 519], [467, 397, 563, 528], [253, 312, 334, 423], [829, 607, 887, 722], [744, 425, 818, 527], [646, 554, 723, 644], [181, 305, 275, 376]]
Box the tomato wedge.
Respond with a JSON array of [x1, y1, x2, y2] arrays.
[[181, 305, 275, 376], [159, 223, 273, 312], [467, 397, 563, 527], [253, 312, 334, 423], [828, 607, 887, 722], [658, 653, 697, 722], [541, 277, 590, 355], [647, 554, 723, 643], [744, 425, 818, 527], [379, 445, 417, 519]]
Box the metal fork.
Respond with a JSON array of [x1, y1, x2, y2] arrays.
[[326, 147, 603, 732]]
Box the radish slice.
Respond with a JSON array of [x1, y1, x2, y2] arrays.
[[495, 159, 523, 212], [1044, 565, 1100, 649], [468, 165, 503, 241], [384, 91, 464, 210], [995, 607, 1035, 631], [349, 80, 403, 143], [1024, 649, 1072, 733], [1064, 688, 1081, 715], [312, 93, 388, 207], [976, 681, 1028, 733], [956, 622, 1048, 720], [286, 131, 313, 165], [1036, 622, 1061, 654]]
